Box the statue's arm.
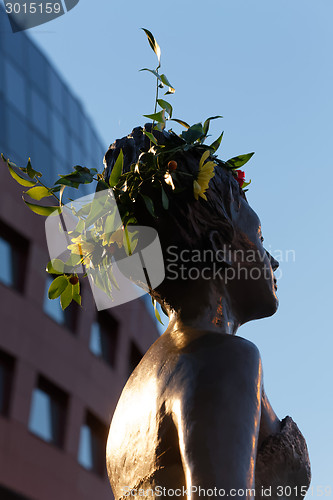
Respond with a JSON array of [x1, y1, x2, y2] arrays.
[[171, 337, 263, 498], [258, 389, 281, 448]]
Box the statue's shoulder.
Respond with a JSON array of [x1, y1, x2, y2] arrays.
[[144, 331, 261, 396]]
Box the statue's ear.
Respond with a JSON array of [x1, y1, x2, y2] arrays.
[[209, 230, 233, 266]]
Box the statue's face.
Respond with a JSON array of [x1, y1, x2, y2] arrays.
[[227, 196, 279, 323]]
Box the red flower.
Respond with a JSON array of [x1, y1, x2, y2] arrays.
[[236, 170, 245, 188]]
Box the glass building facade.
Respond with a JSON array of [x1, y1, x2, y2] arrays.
[[0, 6, 105, 187]]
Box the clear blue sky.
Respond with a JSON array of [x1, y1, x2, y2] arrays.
[[24, 0, 333, 492]]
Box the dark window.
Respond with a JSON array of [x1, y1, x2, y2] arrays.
[[28, 376, 68, 448], [78, 411, 108, 476], [43, 276, 77, 332], [0, 349, 15, 417], [0, 220, 28, 292], [0, 484, 32, 499], [129, 341, 143, 375], [89, 311, 118, 367]]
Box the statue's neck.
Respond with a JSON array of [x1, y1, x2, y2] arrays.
[[163, 280, 241, 336]]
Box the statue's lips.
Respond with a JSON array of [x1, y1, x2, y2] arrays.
[[274, 277, 278, 290]]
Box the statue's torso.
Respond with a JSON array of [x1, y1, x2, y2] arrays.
[[107, 331, 310, 499]]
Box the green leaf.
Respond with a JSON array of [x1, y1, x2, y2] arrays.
[[46, 259, 65, 275], [241, 179, 252, 189], [161, 186, 169, 210], [25, 186, 52, 201], [181, 123, 204, 143], [170, 118, 190, 129], [225, 152, 255, 169], [152, 298, 164, 325], [55, 177, 79, 188], [72, 292, 81, 306], [26, 159, 42, 179], [23, 200, 61, 216], [96, 179, 110, 192], [123, 227, 139, 256], [160, 74, 174, 90], [109, 149, 124, 188], [48, 276, 69, 300], [209, 132, 224, 152], [65, 253, 84, 269], [143, 130, 158, 146], [55, 169, 93, 186], [203, 116, 223, 137], [142, 28, 161, 65], [84, 197, 107, 229], [157, 99, 173, 118], [60, 282, 72, 310], [143, 111, 166, 124], [7, 162, 36, 187], [107, 267, 120, 291], [102, 210, 119, 245], [139, 68, 160, 79], [141, 194, 155, 217]]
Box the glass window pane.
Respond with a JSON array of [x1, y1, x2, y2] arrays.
[[78, 412, 107, 476], [31, 89, 49, 137], [49, 67, 64, 115], [44, 277, 65, 325], [51, 112, 68, 159], [89, 312, 118, 367], [89, 322, 102, 357], [78, 425, 93, 470], [6, 106, 30, 164], [5, 60, 27, 117], [70, 137, 84, 166], [28, 43, 49, 96], [2, 28, 27, 73], [28, 377, 67, 447], [0, 222, 28, 292], [68, 97, 81, 138], [29, 388, 53, 442], [0, 236, 14, 287], [31, 134, 54, 185]]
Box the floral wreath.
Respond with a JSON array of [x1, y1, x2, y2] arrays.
[[2, 29, 254, 323]]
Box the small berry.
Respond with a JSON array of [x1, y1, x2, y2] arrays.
[[69, 275, 79, 286], [168, 160, 177, 171]]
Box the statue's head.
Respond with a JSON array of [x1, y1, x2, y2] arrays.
[[104, 126, 279, 325]]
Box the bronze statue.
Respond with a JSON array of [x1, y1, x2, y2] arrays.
[[104, 126, 311, 499]]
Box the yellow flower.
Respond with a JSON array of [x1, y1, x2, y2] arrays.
[[193, 150, 216, 200], [164, 172, 175, 190], [67, 235, 95, 266], [107, 228, 124, 248]]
